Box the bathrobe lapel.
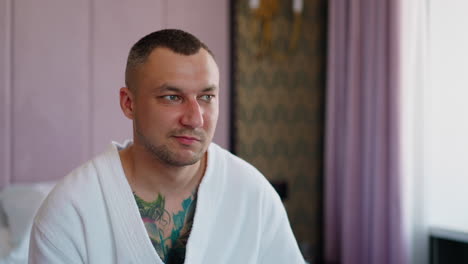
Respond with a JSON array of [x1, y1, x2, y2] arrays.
[[91, 142, 224, 264], [93, 142, 162, 263]]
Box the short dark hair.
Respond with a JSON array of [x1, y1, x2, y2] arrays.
[[125, 29, 213, 91]]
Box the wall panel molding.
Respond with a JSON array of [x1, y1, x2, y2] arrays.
[[87, 0, 94, 159], [0, 0, 12, 188], [91, 0, 164, 155], [0, 0, 230, 187], [12, 0, 91, 183]]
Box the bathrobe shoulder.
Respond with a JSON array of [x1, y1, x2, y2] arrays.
[[29, 141, 159, 264], [29, 141, 304, 264]]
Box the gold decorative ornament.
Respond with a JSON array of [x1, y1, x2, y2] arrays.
[[249, 0, 303, 59]]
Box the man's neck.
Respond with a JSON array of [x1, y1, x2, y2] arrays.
[[119, 143, 206, 201]]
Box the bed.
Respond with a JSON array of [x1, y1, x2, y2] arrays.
[[0, 182, 56, 264]]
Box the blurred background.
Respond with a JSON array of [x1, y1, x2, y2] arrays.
[[1, 0, 468, 264]]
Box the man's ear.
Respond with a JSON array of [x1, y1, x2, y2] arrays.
[[120, 87, 135, 120]]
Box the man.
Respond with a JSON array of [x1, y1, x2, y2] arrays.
[[29, 29, 304, 264]]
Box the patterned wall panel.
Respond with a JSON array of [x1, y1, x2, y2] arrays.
[[233, 0, 327, 261]]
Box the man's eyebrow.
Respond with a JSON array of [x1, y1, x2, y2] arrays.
[[202, 85, 218, 92], [154, 84, 218, 93], [154, 84, 182, 93]]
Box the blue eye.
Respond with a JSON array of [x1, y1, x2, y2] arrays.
[[200, 95, 214, 102], [163, 95, 180, 101]]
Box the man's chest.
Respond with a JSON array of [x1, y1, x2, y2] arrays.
[[134, 192, 197, 263]]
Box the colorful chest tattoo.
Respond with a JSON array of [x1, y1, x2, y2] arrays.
[[133, 192, 197, 264]]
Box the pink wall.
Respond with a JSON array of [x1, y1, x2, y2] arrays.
[[0, 0, 11, 188], [0, 0, 230, 187]]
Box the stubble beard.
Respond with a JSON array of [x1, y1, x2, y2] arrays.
[[135, 127, 207, 167]]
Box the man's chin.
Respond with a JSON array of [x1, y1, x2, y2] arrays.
[[140, 138, 207, 167], [165, 149, 205, 167], [166, 157, 201, 167]]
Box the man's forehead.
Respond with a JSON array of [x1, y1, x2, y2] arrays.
[[129, 47, 219, 92], [145, 48, 218, 75]]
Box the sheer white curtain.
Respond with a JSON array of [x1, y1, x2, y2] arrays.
[[400, 0, 428, 264]]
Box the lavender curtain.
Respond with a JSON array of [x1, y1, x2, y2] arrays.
[[324, 0, 405, 264]]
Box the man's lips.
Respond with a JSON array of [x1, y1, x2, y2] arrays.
[[173, 135, 201, 145]]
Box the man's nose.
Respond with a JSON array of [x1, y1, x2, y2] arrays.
[[180, 99, 204, 128]]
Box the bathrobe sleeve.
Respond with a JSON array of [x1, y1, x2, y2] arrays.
[[29, 223, 82, 264], [27, 168, 90, 264], [258, 184, 305, 264]]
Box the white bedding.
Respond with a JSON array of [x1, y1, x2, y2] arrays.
[[0, 182, 56, 264], [0, 227, 11, 258]]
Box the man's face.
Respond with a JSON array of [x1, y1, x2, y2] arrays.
[[130, 47, 219, 167]]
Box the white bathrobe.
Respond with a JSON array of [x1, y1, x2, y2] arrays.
[[29, 141, 304, 264]]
